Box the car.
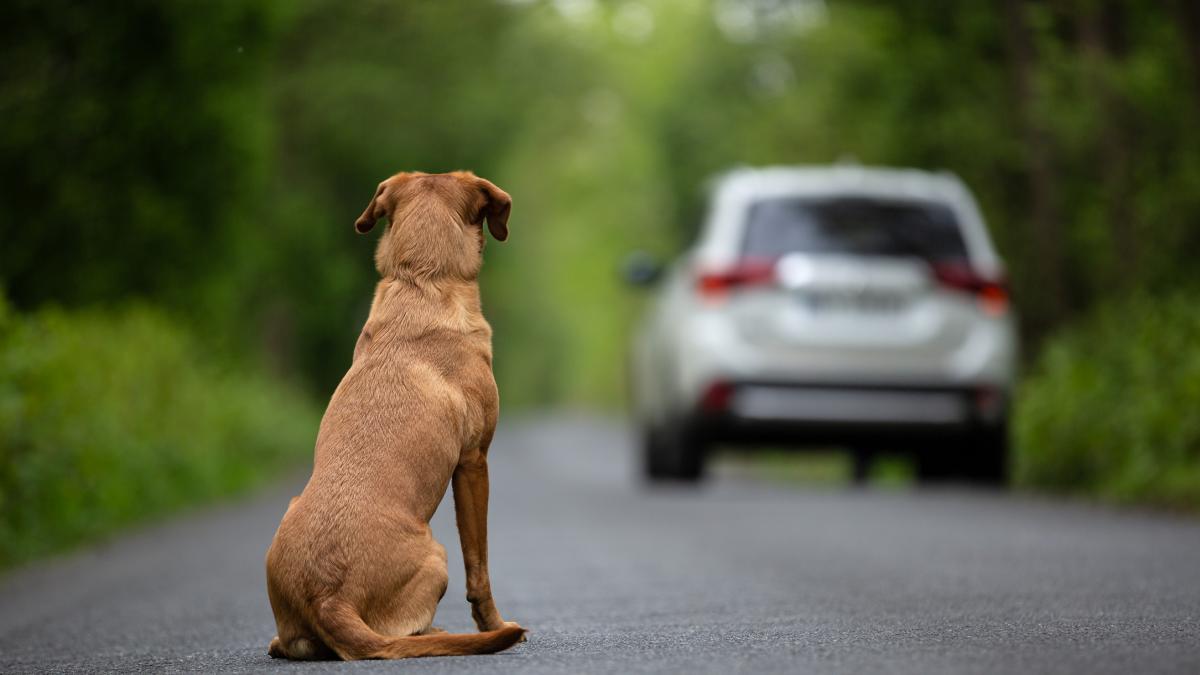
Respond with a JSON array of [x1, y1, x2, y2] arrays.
[[625, 165, 1017, 484]]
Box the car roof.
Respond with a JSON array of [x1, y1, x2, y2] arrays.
[[713, 165, 968, 202], [696, 165, 1003, 275]]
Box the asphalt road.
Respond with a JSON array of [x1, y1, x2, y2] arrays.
[[2, 414, 1199, 674]]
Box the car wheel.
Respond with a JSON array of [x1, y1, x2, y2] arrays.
[[964, 423, 1009, 487], [642, 425, 670, 479], [642, 421, 705, 482], [915, 426, 1010, 486], [850, 447, 875, 485], [915, 444, 956, 484]]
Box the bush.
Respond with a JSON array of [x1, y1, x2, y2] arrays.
[[1015, 292, 1200, 509], [0, 298, 320, 568]]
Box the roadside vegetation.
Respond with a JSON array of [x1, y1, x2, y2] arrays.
[[1016, 292, 1200, 510], [0, 298, 319, 568], [1, 0, 1198, 566]]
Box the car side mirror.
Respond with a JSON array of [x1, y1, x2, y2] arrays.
[[622, 250, 663, 287]]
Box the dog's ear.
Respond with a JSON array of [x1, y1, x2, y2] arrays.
[[475, 177, 511, 242], [354, 183, 386, 234]]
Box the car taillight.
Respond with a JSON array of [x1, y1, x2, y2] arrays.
[[931, 262, 1010, 316], [699, 380, 735, 413], [695, 259, 777, 300]]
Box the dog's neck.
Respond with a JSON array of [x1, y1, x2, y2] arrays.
[[365, 274, 490, 341], [378, 262, 479, 285]]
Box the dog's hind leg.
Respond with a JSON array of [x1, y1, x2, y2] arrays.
[[372, 540, 450, 638]]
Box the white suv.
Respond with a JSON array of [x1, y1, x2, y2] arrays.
[[626, 166, 1017, 484]]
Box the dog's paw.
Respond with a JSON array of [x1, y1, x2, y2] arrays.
[[503, 621, 528, 642]]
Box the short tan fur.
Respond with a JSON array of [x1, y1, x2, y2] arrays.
[[265, 171, 523, 660]]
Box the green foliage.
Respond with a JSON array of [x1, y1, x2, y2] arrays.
[[0, 0, 281, 322], [0, 297, 319, 568], [1015, 293, 1200, 509], [6, 0, 1197, 409], [2, 0, 1200, 527], [259, 0, 532, 392]]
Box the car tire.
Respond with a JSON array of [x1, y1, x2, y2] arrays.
[[916, 425, 1010, 486], [643, 421, 705, 482], [915, 444, 956, 484], [964, 423, 1009, 486], [850, 447, 875, 485]]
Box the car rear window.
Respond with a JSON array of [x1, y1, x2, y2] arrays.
[[742, 197, 970, 263]]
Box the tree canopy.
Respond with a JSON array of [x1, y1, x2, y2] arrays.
[[4, 0, 1198, 406]]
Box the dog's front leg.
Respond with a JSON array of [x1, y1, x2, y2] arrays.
[[452, 453, 509, 632]]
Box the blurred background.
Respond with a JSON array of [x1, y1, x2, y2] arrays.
[[2, 0, 1199, 569]]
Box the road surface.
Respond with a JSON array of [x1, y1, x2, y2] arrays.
[[2, 415, 1199, 674]]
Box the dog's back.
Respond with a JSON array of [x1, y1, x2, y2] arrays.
[[265, 171, 522, 660]]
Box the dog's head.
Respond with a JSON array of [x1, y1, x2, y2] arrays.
[[354, 171, 510, 280]]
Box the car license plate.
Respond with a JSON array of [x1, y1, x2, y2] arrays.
[[800, 291, 904, 313]]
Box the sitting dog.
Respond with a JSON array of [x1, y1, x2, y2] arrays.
[[265, 171, 524, 660]]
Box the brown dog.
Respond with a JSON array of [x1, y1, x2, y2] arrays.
[[264, 171, 524, 660]]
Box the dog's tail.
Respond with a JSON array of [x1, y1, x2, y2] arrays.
[[315, 599, 525, 660]]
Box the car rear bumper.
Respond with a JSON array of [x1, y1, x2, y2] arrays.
[[690, 381, 1006, 447]]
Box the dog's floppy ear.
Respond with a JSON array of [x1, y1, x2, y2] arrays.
[[476, 177, 511, 242], [354, 183, 386, 234]]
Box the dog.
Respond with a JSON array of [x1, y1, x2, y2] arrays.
[[264, 170, 524, 660]]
